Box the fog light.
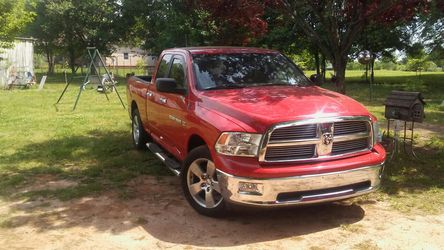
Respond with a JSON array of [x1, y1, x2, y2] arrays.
[[238, 182, 263, 195]]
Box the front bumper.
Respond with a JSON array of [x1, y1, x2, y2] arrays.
[[216, 163, 384, 206]]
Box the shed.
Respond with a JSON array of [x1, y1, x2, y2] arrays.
[[0, 38, 35, 89]]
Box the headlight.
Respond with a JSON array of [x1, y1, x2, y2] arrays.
[[373, 121, 382, 145], [215, 132, 263, 157]]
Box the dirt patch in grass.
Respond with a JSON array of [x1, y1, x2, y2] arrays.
[[25, 174, 79, 191], [0, 175, 443, 249]]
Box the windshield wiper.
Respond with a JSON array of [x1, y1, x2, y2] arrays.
[[204, 84, 246, 90]]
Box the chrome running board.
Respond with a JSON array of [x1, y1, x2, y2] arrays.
[[146, 142, 181, 176]]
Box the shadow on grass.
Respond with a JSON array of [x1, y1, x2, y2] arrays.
[[0, 130, 169, 200], [381, 144, 444, 195]]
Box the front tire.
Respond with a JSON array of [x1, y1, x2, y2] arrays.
[[131, 109, 149, 150], [182, 146, 226, 217]]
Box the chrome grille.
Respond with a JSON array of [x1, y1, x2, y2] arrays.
[[265, 145, 315, 161], [332, 138, 369, 155], [334, 121, 368, 135], [260, 117, 373, 162], [269, 124, 317, 141]]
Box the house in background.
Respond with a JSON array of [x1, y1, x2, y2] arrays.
[[105, 46, 157, 71], [0, 38, 35, 89]]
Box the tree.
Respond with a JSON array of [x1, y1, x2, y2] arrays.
[[119, 0, 196, 55], [428, 45, 444, 69], [253, 6, 299, 53], [192, 0, 268, 45], [406, 42, 428, 58], [252, 5, 325, 73], [278, 0, 427, 93], [420, 0, 444, 50], [352, 24, 410, 83], [120, 0, 269, 54], [0, 0, 34, 48], [26, 0, 61, 73], [27, 0, 122, 73]]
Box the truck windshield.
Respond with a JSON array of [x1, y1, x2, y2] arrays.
[[192, 53, 311, 90]]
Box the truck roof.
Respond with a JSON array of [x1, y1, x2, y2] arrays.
[[163, 46, 279, 55]]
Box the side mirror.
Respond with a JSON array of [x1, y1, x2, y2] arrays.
[[310, 74, 323, 86], [156, 78, 186, 95]]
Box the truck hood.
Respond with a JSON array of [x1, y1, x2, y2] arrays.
[[197, 86, 371, 132]]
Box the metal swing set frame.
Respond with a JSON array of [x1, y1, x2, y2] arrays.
[[56, 47, 126, 111]]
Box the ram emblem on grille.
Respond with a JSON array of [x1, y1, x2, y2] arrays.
[[317, 123, 334, 156], [322, 132, 333, 145]]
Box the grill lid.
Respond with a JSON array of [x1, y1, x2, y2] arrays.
[[384, 91, 425, 108], [384, 91, 426, 122]]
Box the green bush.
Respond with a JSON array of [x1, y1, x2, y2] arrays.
[[405, 58, 438, 72]]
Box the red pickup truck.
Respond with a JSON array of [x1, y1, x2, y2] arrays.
[[126, 47, 386, 217]]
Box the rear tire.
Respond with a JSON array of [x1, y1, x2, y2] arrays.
[[182, 146, 226, 217], [131, 109, 149, 150]]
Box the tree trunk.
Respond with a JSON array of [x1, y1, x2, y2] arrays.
[[321, 54, 326, 82], [333, 55, 347, 94], [68, 48, 76, 74], [370, 58, 375, 84], [314, 51, 320, 75], [365, 64, 369, 82], [45, 46, 55, 74], [47, 52, 55, 75]]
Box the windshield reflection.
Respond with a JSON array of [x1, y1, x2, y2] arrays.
[[192, 53, 310, 90]]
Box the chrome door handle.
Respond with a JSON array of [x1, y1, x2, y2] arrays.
[[146, 91, 153, 97], [159, 97, 167, 104]]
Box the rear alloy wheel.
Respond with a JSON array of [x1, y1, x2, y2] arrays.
[[182, 146, 226, 217], [131, 109, 149, 150]]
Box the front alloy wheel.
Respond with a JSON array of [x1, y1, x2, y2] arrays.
[[187, 158, 223, 208], [182, 146, 226, 217]]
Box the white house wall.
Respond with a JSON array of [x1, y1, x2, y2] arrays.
[[105, 47, 157, 67]]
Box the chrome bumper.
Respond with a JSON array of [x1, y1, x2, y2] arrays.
[[216, 164, 384, 206]]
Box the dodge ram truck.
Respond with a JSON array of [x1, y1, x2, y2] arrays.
[[126, 47, 386, 217]]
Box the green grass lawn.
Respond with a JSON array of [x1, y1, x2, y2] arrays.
[[0, 70, 443, 214], [0, 76, 168, 201]]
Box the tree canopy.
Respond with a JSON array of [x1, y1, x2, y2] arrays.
[[27, 0, 121, 73], [276, 0, 428, 93], [14, 0, 443, 92], [0, 0, 34, 48]]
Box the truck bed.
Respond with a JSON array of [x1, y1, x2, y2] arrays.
[[131, 75, 152, 83]]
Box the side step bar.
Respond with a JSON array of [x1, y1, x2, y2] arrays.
[[146, 143, 182, 176]]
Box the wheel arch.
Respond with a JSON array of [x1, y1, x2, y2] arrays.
[[187, 134, 208, 153], [131, 101, 138, 116]]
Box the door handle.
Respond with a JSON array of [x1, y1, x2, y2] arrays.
[[146, 91, 153, 97], [159, 97, 167, 104]]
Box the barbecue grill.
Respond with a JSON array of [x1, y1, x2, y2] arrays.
[[384, 91, 426, 161]]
